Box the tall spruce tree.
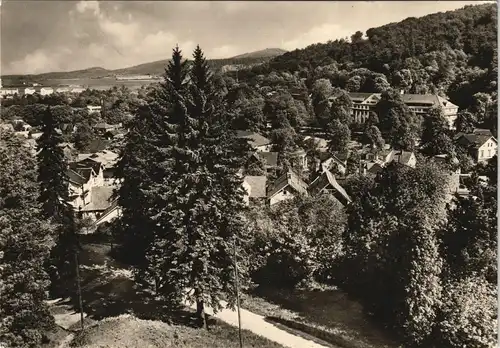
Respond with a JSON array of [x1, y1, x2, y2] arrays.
[[186, 45, 250, 327], [37, 106, 78, 297], [140, 45, 249, 328], [37, 106, 69, 219], [114, 104, 157, 268], [0, 129, 54, 347], [135, 45, 190, 297]]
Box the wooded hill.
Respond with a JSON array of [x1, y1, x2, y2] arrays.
[[235, 4, 497, 111]]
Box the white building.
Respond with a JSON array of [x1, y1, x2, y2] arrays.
[[267, 170, 308, 206], [456, 133, 498, 163], [56, 87, 70, 93], [71, 87, 86, 93], [24, 87, 36, 95], [40, 87, 54, 96], [87, 105, 102, 114], [0, 88, 19, 97], [347, 93, 459, 129]]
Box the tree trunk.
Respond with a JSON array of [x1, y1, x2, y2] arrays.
[[154, 277, 159, 296], [196, 300, 208, 330]]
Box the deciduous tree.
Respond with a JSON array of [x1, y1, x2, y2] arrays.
[[0, 129, 54, 347]]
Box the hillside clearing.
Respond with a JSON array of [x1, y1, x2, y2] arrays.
[[69, 314, 285, 348]]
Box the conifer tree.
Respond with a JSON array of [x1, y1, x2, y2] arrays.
[[0, 129, 54, 347], [37, 106, 78, 297], [114, 104, 157, 267], [186, 45, 250, 327], [134, 45, 190, 294], [141, 45, 249, 328], [37, 106, 69, 219]]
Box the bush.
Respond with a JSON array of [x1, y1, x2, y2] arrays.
[[435, 276, 497, 348], [246, 195, 346, 289], [247, 204, 316, 288]]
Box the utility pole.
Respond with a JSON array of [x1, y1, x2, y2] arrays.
[[233, 236, 243, 348], [74, 252, 84, 330]]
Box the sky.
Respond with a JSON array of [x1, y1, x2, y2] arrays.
[[0, 1, 494, 75]]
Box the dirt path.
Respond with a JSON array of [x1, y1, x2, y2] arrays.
[[48, 298, 88, 348], [186, 300, 331, 348], [56, 333, 75, 348]]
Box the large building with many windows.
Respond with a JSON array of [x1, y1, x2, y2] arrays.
[[346, 92, 459, 128]]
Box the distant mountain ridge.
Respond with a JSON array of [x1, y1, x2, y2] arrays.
[[2, 48, 287, 83], [230, 48, 288, 59]]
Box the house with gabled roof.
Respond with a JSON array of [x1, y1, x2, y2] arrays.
[[318, 152, 347, 176], [348, 92, 458, 128], [387, 150, 417, 168], [267, 170, 308, 206], [308, 169, 352, 206], [77, 150, 119, 185], [66, 168, 93, 210], [236, 130, 274, 152], [70, 158, 105, 187], [455, 133, 497, 163]]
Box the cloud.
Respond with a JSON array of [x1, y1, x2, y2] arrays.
[[7, 48, 73, 74], [2, 0, 490, 74], [75, 0, 100, 16]]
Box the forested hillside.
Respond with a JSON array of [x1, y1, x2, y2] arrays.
[[230, 3, 497, 131]]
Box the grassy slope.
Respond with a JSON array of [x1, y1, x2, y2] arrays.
[[48, 241, 285, 348], [71, 314, 284, 348], [241, 287, 401, 348]]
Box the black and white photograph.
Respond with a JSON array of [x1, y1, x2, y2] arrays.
[[0, 1, 497, 347]]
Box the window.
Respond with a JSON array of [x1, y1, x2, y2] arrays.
[[480, 150, 484, 158], [488, 150, 491, 157]]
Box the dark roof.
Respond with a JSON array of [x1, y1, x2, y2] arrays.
[[473, 128, 493, 136], [320, 152, 347, 165], [268, 170, 308, 198], [348, 92, 374, 101], [400, 94, 438, 105], [71, 158, 102, 174], [66, 169, 87, 185], [74, 168, 93, 181], [81, 187, 115, 211], [244, 176, 267, 198], [236, 131, 272, 147], [256, 152, 278, 168], [348, 92, 450, 107], [456, 134, 495, 149], [308, 170, 351, 205], [366, 162, 384, 174]]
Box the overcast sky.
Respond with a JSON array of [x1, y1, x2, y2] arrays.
[[0, 1, 493, 75]]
